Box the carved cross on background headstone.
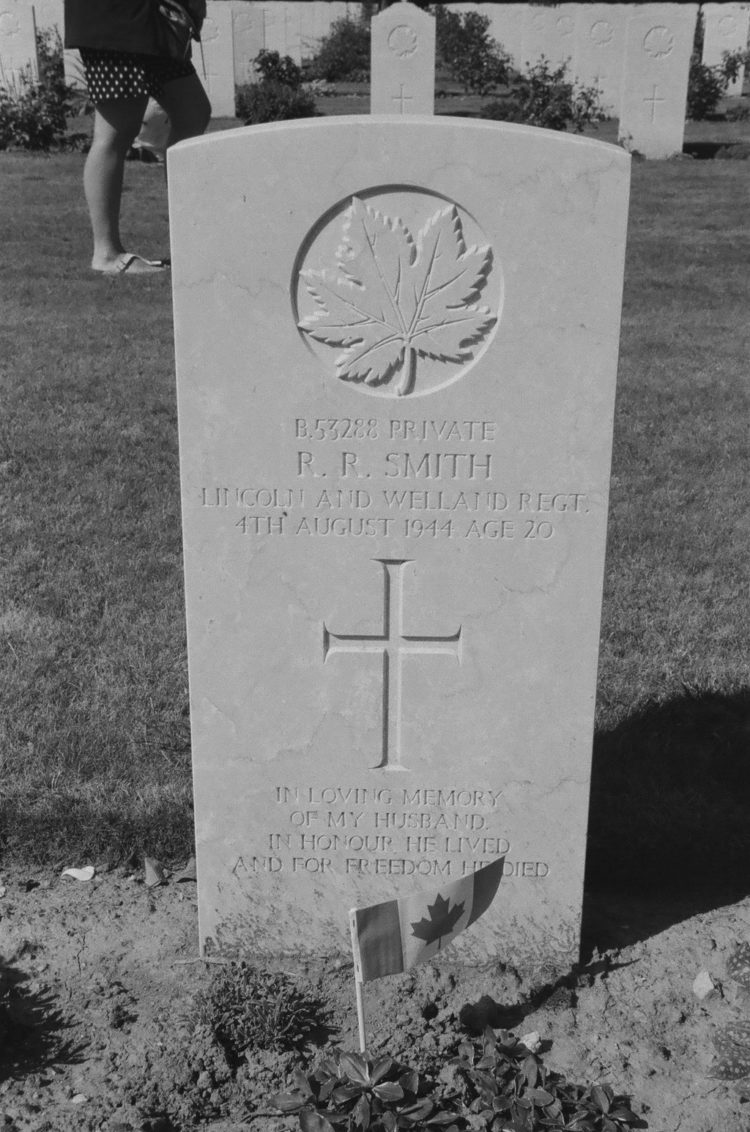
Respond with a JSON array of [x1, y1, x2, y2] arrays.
[[323, 559, 461, 770]]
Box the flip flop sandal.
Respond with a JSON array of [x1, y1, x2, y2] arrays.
[[95, 253, 170, 275]]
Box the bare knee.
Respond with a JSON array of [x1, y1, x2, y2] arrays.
[[91, 99, 149, 155], [159, 74, 212, 145]]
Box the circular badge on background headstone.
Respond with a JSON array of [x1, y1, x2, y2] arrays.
[[590, 19, 614, 46], [292, 187, 503, 399], [387, 24, 418, 58], [643, 25, 675, 59], [0, 12, 20, 35]]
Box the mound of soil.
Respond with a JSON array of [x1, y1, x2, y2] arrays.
[[1, 866, 750, 1131]]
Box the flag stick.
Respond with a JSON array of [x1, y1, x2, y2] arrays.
[[349, 910, 368, 1053]]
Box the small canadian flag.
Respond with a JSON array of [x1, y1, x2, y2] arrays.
[[349, 857, 505, 983]]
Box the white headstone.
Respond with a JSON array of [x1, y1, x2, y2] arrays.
[[520, 4, 558, 69], [31, 0, 62, 34], [546, 5, 581, 70], [0, 0, 37, 87], [232, 1, 264, 85], [702, 2, 750, 97], [169, 116, 630, 975], [487, 3, 529, 70], [262, 2, 288, 58], [618, 4, 698, 159], [370, 2, 435, 115], [201, 2, 236, 117], [574, 4, 628, 117], [299, 0, 319, 60]]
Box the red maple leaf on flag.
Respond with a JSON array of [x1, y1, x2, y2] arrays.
[[410, 894, 465, 950]]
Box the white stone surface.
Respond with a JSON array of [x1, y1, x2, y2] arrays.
[[231, 1, 264, 84], [524, 4, 580, 70], [487, 3, 528, 70], [0, 0, 37, 87], [573, 4, 628, 117], [31, 0, 62, 33], [260, 1, 287, 58], [200, 2, 236, 117], [371, 1, 435, 115], [702, 2, 750, 96], [298, 0, 319, 60], [618, 4, 698, 159], [169, 116, 629, 972]]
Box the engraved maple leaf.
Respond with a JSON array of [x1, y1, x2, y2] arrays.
[[298, 197, 496, 396], [410, 893, 465, 949]]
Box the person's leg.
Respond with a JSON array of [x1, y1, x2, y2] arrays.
[[84, 97, 149, 270], [157, 71, 211, 148]]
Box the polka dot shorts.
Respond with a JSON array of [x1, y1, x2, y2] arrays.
[[79, 49, 195, 103]]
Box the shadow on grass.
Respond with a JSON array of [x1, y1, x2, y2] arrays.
[[582, 687, 750, 953], [0, 958, 86, 1077]]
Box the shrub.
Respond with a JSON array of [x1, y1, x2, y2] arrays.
[[454, 1027, 643, 1132], [687, 48, 750, 120], [307, 15, 370, 81], [253, 47, 303, 90], [272, 1050, 461, 1131], [434, 6, 512, 95], [481, 57, 604, 133], [687, 58, 727, 120], [0, 28, 80, 151], [235, 51, 315, 124], [273, 1032, 645, 1132], [195, 963, 325, 1064], [235, 78, 316, 124]]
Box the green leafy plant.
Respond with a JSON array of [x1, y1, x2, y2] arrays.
[[306, 16, 371, 82], [195, 963, 326, 1064], [434, 6, 512, 96], [686, 58, 727, 120], [253, 47, 303, 90], [235, 48, 316, 123], [0, 29, 82, 151], [686, 49, 750, 120], [453, 1028, 643, 1132], [235, 79, 316, 123], [480, 58, 604, 133], [271, 1049, 463, 1131]]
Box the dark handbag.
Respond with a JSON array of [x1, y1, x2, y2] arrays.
[[154, 0, 201, 61]]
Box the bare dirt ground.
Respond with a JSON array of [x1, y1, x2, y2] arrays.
[[2, 865, 750, 1131]]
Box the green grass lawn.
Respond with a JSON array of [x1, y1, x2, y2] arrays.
[[1, 140, 748, 892]]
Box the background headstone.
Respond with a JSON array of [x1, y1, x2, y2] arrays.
[[618, 4, 698, 159], [0, 0, 37, 87], [574, 4, 628, 117], [231, 1, 264, 85], [169, 116, 630, 974], [370, 1, 435, 115], [486, 3, 528, 71], [200, 2, 236, 118], [702, 2, 750, 97], [30, 0, 62, 35], [520, 4, 579, 70]]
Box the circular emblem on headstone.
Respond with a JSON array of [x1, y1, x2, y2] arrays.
[[643, 25, 675, 59], [718, 14, 738, 36], [387, 24, 418, 58], [556, 15, 574, 37], [590, 19, 614, 47], [0, 12, 20, 35], [293, 187, 502, 399]]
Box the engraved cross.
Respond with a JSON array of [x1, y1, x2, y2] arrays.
[[643, 84, 665, 122], [323, 559, 462, 771], [392, 83, 414, 114]]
